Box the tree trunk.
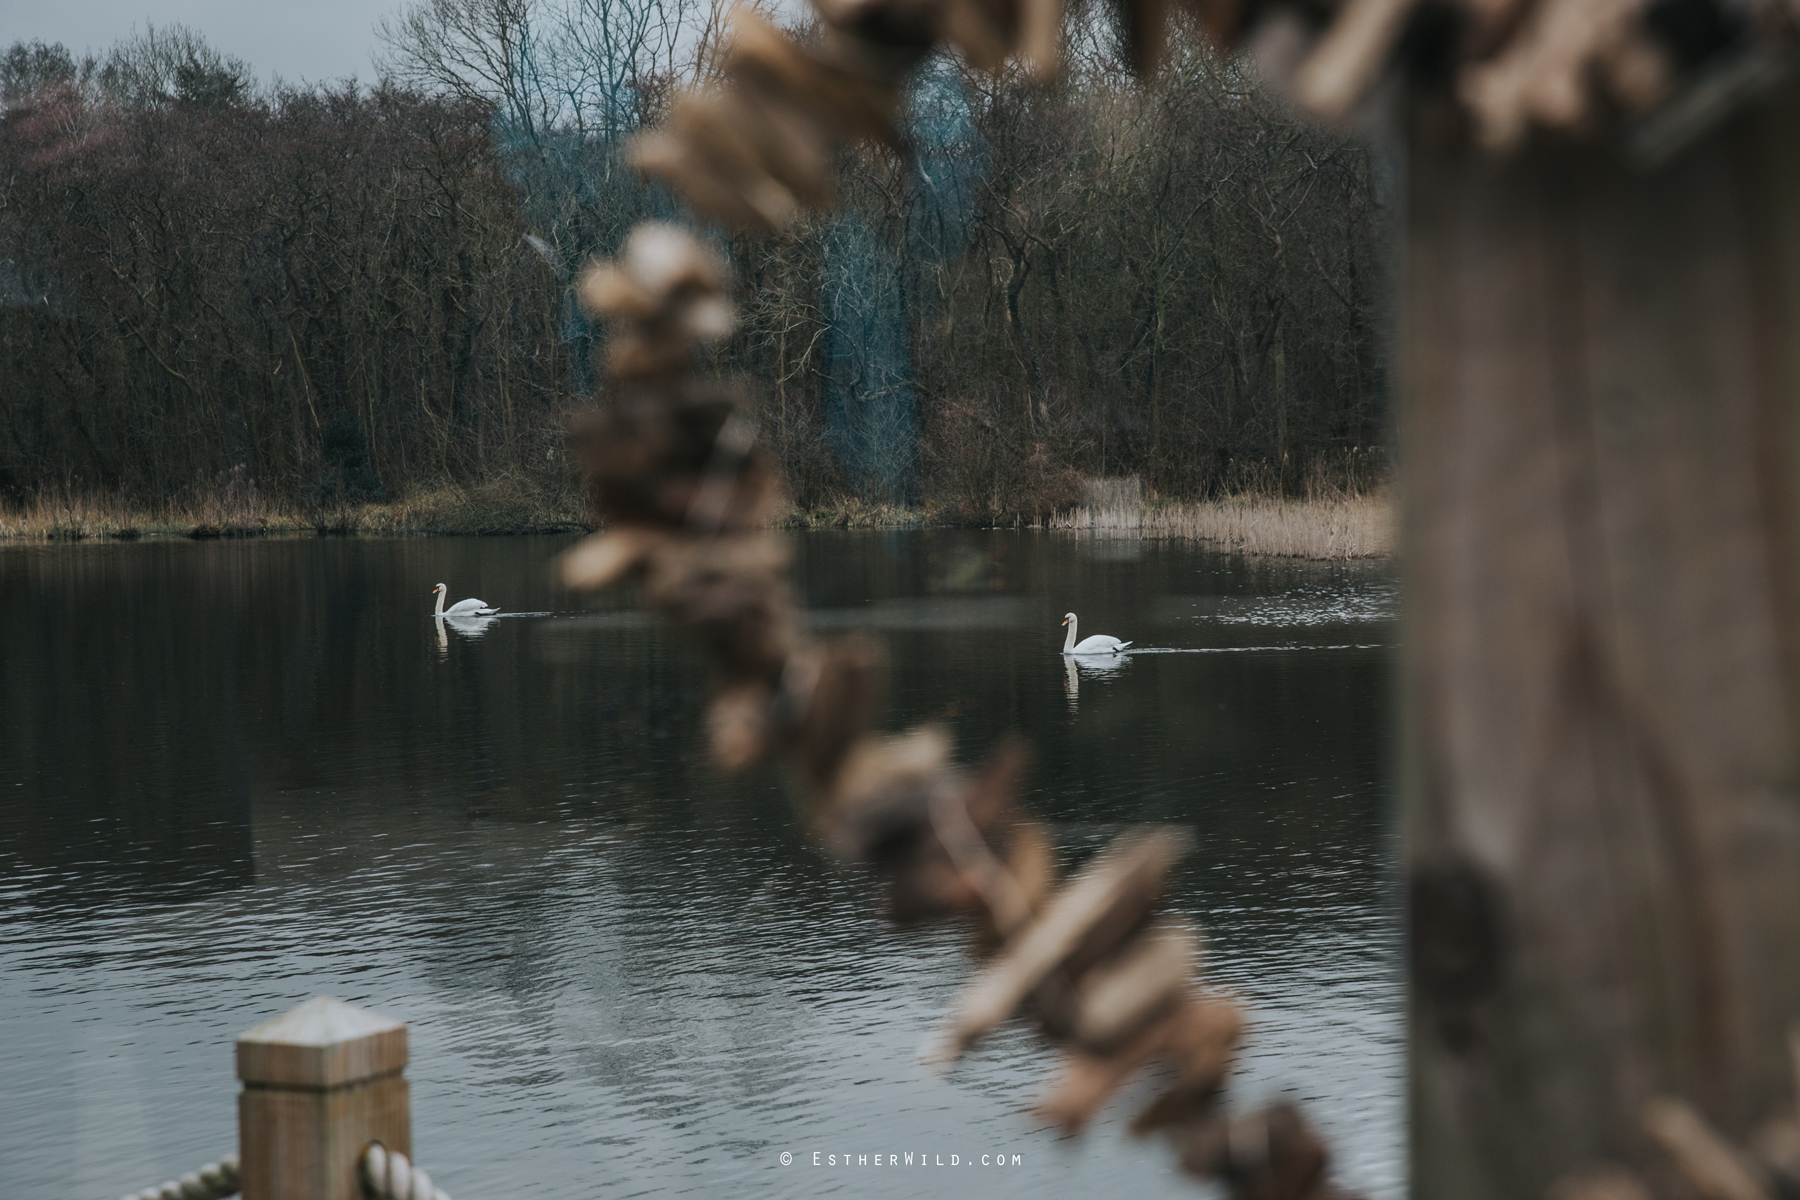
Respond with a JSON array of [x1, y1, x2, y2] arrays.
[[1404, 88, 1800, 1197]]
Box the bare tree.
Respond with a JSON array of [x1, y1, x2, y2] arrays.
[[97, 24, 252, 109]]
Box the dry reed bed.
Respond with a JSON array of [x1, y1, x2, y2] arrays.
[[2, 489, 1394, 559], [0, 485, 589, 542], [1051, 494, 1395, 560], [353, 485, 588, 536], [0, 494, 298, 542]]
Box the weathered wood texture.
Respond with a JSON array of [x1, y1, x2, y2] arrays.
[[1404, 82, 1800, 1199], [237, 997, 412, 1200]]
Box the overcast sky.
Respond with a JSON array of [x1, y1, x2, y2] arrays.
[[0, 0, 410, 85]]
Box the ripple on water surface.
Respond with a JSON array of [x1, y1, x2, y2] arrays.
[[0, 533, 1399, 1200]]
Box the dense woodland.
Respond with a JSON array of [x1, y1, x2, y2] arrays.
[[0, 8, 1389, 523]]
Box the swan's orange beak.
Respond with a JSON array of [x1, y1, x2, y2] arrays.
[[1061, 617, 1069, 626]]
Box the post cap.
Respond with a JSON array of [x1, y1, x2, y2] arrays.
[[236, 996, 408, 1089]]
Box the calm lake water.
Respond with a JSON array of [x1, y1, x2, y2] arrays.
[[0, 532, 1399, 1200]]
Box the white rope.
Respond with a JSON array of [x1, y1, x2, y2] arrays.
[[119, 1154, 240, 1200], [361, 1142, 451, 1200], [117, 1143, 452, 1200]]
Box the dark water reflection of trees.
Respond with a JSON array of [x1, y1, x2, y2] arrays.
[[0, 532, 1398, 1199]]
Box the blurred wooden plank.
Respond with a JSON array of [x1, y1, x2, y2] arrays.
[[1403, 82, 1800, 1199]]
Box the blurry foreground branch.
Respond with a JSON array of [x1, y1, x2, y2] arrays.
[[560, 224, 1358, 1198], [629, 0, 1800, 243]]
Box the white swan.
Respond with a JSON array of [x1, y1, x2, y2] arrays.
[[1062, 612, 1130, 655], [433, 583, 500, 617]]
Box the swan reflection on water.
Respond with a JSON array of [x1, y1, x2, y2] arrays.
[[1063, 650, 1131, 711], [435, 612, 501, 655]]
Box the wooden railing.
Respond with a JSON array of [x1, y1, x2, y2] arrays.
[[121, 997, 447, 1200]]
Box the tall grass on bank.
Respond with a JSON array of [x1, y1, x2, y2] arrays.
[[776, 501, 928, 530], [1056, 477, 1146, 533], [2, 476, 1393, 558], [0, 480, 589, 541], [0, 489, 278, 541], [1051, 476, 1394, 560], [349, 483, 589, 536], [1143, 494, 1393, 558]]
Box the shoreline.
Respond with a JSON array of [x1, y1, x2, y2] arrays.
[[0, 492, 1394, 561]]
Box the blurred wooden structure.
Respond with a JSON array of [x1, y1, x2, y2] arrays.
[[1404, 83, 1800, 1199]]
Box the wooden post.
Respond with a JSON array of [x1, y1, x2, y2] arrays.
[[237, 997, 412, 1200], [1403, 83, 1800, 1198]]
